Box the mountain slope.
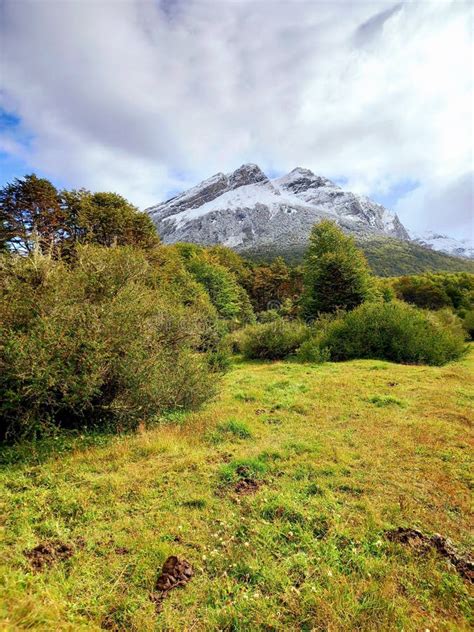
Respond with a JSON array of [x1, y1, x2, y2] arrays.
[[410, 231, 474, 260], [147, 164, 409, 250], [243, 237, 474, 276], [146, 164, 473, 275]]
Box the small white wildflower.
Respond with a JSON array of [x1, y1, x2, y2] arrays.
[[327, 570, 333, 577]]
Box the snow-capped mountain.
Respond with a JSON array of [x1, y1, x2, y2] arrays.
[[146, 164, 409, 251], [410, 231, 474, 260]]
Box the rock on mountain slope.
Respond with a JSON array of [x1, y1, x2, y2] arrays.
[[146, 164, 410, 250], [410, 231, 474, 260]]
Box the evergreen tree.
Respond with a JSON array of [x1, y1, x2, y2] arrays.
[[302, 220, 373, 318]]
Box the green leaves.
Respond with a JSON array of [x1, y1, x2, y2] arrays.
[[302, 220, 374, 318]]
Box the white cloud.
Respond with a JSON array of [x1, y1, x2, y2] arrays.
[[0, 0, 472, 238], [395, 171, 474, 240]]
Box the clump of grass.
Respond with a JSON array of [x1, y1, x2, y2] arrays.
[[219, 457, 267, 485], [261, 496, 305, 525], [305, 482, 325, 497], [368, 395, 406, 408], [207, 419, 252, 444], [182, 498, 206, 509], [234, 392, 257, 402], [217, 419, 252, 439]]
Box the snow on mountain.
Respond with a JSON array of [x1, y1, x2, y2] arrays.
[[410, 231, 474, 259], [146, 164, 410, 251]]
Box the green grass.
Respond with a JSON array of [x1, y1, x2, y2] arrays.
[[1, 349, 473, 630]]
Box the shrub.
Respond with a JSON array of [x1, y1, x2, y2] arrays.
[[0, 246, 219, 440], [206, 340, 232, 373], [240, 320, 309, 360], [174, 244, 255, 325], [317, 301, 467, 366], [462, 309, 474, 340], [257, 309, 282, 323], [296, 339, 330, 364], [392, 272, 474, 312]]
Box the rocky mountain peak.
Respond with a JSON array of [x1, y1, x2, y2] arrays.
[[146, 164, 412, 250], [228, 163, 269, 190], [276, 168, 335, 194]]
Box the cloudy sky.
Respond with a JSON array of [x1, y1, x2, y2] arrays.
[[0, 0, 472, 239]]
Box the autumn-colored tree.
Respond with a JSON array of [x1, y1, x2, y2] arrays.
[[250, 257, 300, 312], [0, 174, 64, 253]]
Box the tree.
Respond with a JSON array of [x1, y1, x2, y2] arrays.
[[69, 191, 159, 249], [301, 220, 373, 318], [0, 174, 64, 254]]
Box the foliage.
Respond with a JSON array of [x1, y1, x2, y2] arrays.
[[249, 257, 295, 312], [296, 339, 330, 364], [62, 190, 159, 250], [0, 246, 219, 439], [257, 309, 282, 323], [243, 238, 474, 276], [361, 238, 474, 276], [317, 301, 467, 366], [391, 272, 474, 312], [0, 176, 160, 255], [302, 221, 374, 318], [173, 243, 255, 325], [0, 174, 64, 254], [462, 309, 474, 340], [240, 320, 309, 360]]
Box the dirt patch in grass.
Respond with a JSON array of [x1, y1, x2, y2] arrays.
[[149, 555, 194, 613], [25, 540, 75, 571], [386, 527, 474, 582], [114, 546, 130, 555], [234, 478, 261, 495]]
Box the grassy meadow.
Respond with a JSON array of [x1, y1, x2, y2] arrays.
[[1, 349, 473, 631]]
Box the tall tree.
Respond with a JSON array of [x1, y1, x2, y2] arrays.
[[0, 174, 64, 253], [71, 191, 159, 249], [302, 220, 373, 318]]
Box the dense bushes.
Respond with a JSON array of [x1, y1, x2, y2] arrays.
[[391, 272, 474, 312], [239, 320, 309, 360], [462, 310, 474, 340], [317, 301, 467, 366], [0, 246, 221, 439]]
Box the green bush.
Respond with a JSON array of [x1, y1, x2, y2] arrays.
[[317, 301, 467, 366], [462, 309, 474, 340], [0, 246, 220, 440], [173, 244, 255, 325], [392, 272, 474, 312], [257, 309, 282, 323], [296, 339, 330, 364], [240, 320, 309, 360]]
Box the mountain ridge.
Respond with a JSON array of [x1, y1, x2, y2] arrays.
[[146, 164, 472, 268], [147, 163, 410, 248]]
